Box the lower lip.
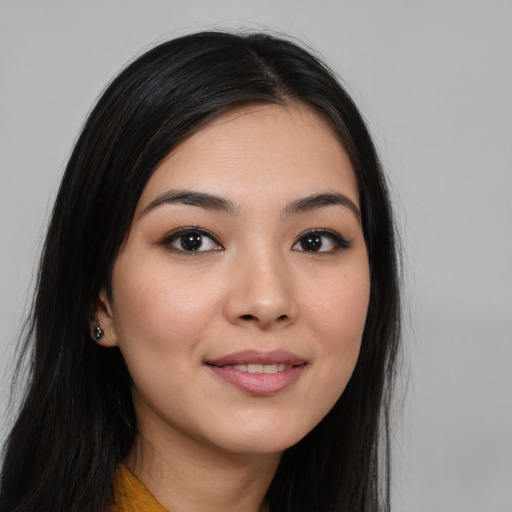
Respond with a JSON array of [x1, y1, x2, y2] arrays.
[[207, 365, 306, 395]]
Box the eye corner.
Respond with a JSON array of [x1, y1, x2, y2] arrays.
[[292, 228, 351, 254], [159, 226, 224, 254]]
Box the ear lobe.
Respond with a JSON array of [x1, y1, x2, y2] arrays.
[[90, 289, 118, 347]]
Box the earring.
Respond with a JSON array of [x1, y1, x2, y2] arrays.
[[93, 326, 104, 340]]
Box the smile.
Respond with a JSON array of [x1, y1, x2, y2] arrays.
[[221, 363, 292, 373], [205, 350, 308, 395]]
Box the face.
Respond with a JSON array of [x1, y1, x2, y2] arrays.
[[95, 104, 370, 457]]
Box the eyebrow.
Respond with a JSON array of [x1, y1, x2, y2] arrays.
[[140, 189, 239, 217], [140, 189, 360, 222], [284, 193, 361, 223]]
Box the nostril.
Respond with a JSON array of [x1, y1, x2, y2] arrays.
[[239, 313, 289, 322]]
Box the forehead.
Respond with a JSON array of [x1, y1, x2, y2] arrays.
[[136, 103, 359, 213]]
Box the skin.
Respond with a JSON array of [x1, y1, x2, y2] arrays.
[[94, 103, 370, 512]]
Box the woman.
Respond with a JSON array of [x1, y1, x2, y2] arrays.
[[0, 31, 401, 512]]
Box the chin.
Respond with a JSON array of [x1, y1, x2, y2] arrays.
[[206, 418, 317, 457], [218, 436, 299, 457]]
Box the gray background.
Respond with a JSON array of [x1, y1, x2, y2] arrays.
[[1, 1, 511, 511]]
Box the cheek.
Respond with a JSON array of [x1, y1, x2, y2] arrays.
[[306, 269, 370, 345], [110, 258, 223, 359], [304, 268, 370, 395]]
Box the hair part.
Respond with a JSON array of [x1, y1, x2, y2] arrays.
[[1, 31, 401, 512]]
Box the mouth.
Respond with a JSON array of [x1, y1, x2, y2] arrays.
[[217, 363, 293, 373], [205, 349, 306, 367], [205, 350, 308, 395]]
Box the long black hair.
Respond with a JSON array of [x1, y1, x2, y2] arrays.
[[0, 31, 401, 512]]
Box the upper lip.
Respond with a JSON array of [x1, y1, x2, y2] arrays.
[[206, 350, 307, 367]]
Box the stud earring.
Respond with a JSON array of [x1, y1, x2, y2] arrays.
[[93, 326, 104, 340]]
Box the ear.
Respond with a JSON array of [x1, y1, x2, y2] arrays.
[[90, 288, 118, 347]]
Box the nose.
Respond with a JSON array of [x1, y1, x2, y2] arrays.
[[223, 248, 298, 330]]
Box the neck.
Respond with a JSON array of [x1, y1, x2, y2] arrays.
[[124, 424, 280, 512]]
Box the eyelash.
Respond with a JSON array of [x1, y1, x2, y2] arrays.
[[159, 227, 350, 254], [159, 227, 223, 253], [292, 228, 351, 253]]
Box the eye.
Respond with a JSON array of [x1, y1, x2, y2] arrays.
[[160, 227, 223, 253], [292, 229, 350, 253]]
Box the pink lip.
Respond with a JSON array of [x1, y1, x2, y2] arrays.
[[205, 350, 308, 396], [206, 349, 306, 367]]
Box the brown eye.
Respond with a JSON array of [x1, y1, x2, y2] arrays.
[[292, 229, 350, 253], [179, 233, 203, 251], [300, 235, 323, 251], [161, 228, 223, 253]]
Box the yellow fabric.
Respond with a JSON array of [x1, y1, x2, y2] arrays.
[[109, 464, 167, 512]]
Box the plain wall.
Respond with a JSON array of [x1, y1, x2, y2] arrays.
[[1, 1, 511, 511]]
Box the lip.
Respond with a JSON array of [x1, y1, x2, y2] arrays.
[[206, 349, 306, 367], [205, 350, 308, 396]]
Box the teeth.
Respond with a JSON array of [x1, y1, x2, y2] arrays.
[[263, 364, 278, 374], [248, 364, 263, 373], [223, 363, 291, 373]]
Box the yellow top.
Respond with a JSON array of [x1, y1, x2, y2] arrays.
[[108, 464, 271, 512], [108, 464, 167, 512]]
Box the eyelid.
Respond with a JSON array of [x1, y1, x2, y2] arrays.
[[159, 226, 224, 252], [292, 228, 351, 252]]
